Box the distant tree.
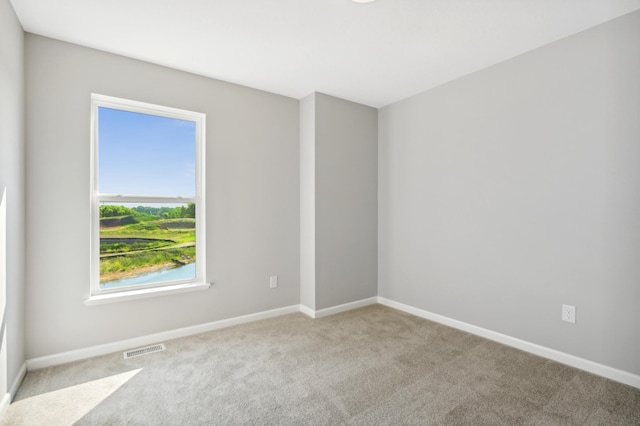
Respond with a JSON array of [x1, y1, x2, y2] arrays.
[[100, 205, 137, 218], [185, 203, 196, 218], [124, 205, 195, 219]]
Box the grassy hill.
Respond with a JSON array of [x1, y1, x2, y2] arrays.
[[99, 213, 196, 284]]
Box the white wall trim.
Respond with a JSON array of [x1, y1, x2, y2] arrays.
[[378, 297, 640, 389], [302, 297, 378, 319], [0, 394, 9, 420], [9, 362, 26, 398], [84, 282, 211, 306], [27, 298, 378, 371], [25, 297, 638, 389], [299, 304, 315, 318], [0, 362, 27, 419], [27, 305, 300, 370]]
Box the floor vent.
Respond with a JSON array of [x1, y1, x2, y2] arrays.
[[124, 343, 166, 359]]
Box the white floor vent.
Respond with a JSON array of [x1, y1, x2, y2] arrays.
[[124, 343, 166, 359]]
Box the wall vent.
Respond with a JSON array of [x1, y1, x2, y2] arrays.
[[124, 343, 166, 359]]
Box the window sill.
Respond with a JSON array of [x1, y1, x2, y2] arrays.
[[84, 282, 211, 306]]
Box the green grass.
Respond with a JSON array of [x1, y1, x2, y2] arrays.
[[100, 218, 195, 245], [100, 239, 175, 254], [100, 246, 195, 276], [99, 217, 196, 281]]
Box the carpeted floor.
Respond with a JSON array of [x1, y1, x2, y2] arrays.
[[3, 305, 639, 425]]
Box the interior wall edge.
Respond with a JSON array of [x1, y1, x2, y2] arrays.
[[0, 361, 26, 418]]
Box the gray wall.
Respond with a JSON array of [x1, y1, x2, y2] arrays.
[[379, 10, 640, 375], [299, 93, 378, 311], [0, 0, 26, 395], [25, 34, 300, 359], [314, 93, 377, 310]]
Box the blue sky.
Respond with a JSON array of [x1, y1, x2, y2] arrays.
[[98, 107, 196, 198]]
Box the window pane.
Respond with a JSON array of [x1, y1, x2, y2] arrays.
[[98, 107, 196, 197], [99, 202, 196, 289]]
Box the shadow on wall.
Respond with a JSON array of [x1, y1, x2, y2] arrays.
[[0, 188, 7, 395]]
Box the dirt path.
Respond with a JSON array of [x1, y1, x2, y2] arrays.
[[100, 241, 195, 258]]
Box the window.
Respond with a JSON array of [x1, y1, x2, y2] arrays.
[[89, 94, 207, 302]]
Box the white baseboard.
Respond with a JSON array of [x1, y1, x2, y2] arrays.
[[299, 304, 315, 318], [301, 297, 378, 319], [0, 362, 27, 419], [0, 394, 10, 419], [27, 305, 300, 370], [9, 362, 26, 398], [378, 297, 640, 389], [25, 296, 638, 390], [27, 297, 377, 370]]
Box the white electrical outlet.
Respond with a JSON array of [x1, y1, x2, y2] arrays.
[[562, 304, 576, 324], [270, 275, 278, 289]]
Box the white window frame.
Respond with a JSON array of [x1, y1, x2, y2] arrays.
[[87, 94, 208, 305]]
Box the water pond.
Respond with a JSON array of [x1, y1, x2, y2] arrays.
[[101, 262, 196, 289]]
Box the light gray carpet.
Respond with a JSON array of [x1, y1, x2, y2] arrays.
[[3, 305, 639, 425]]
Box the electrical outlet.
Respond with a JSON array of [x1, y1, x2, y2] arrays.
[[270, 275, 278, 289], [562, 304, 576, 324]]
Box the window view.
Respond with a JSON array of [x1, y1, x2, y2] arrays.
[[91, 95, 205, 295], [99, 202, 196, 289]]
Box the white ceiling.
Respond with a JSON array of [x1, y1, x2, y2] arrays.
[[10, 0, 640, 107]]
